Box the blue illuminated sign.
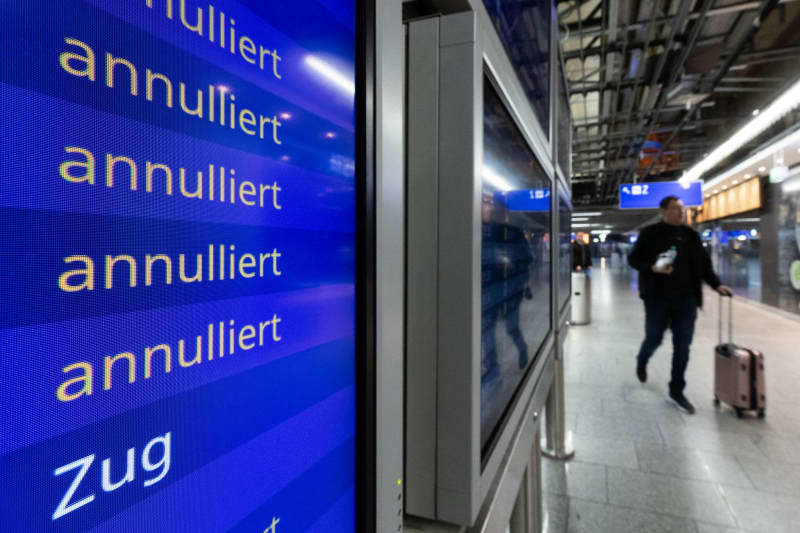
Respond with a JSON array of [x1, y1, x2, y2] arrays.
[[494, 189, 551, 212], [619, 181, 703, 209], [1, 1, 357, 531]]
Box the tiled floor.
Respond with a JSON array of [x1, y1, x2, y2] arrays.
[[542, 261, 800, 533]]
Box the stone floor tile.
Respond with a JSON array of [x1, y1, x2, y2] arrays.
[[542, 459, 608, 503], [606, 467, 737, 527], [566, 497, 699, 533]]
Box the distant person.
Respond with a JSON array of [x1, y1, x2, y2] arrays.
[[571, 233, 592, 272], [614, 243, 625, 266], [628, 196, 732, 414]]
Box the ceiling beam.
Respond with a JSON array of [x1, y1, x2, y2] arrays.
[[563, 33, 725, 60], [562, 0, 799, 38]]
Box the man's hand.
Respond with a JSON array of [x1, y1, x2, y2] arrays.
[[651, 264, 673, 275], [717, 285, 733, 297], [576, 265, 582, 271]]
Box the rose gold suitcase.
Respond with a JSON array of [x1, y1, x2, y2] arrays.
[[713, 296, 766, 418]]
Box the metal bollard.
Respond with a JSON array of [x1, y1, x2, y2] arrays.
[[541, 334, 574, 461]]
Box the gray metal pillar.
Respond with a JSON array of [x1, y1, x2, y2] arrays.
[[508, 423, 542, 533], [508, 482, 526, 533], [528, 427, 542, 533], [541, 334, 574, 461]]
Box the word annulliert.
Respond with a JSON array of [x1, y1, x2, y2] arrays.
[[57, 314, 283, 402], [58, 245, 282, 293], [144, 0, 283, 79], [59, 38, 284, 144], [60, 147, 283, 210]]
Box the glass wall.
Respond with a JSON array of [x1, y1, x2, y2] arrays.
[[699, 225, 763, 302], [695, 178, 800, 317], [481, 77, 551, 451], [773, 181, 800, 314], [483, 0, 552, 137]]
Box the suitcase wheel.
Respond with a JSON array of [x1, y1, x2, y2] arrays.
[[735, 407, 744, 418], [758, 409, 766, 419], [713, 396, 720, 407]]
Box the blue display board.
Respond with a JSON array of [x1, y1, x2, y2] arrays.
[[619, 181, 703, 209], [0, 1, 357, 531], [493, 189, 551, 212]]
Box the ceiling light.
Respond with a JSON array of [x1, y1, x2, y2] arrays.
[[744, 174, 751, 179], [713, 189, 719, 193], [680, 78, 800, 184], [759, 166, 767, 173], [752, 109, 760, 116], [305, 55, 356, 95], [722, 185, 728, 190], [705, 194, 710, 198], [571, 217, 590, 222], [573, 211, 603, 217], [732, 180, 739, 185], [482, 164, 514, 191]]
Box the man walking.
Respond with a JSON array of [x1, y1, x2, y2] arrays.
[[572, 232, 593, 271], [628, 196, 732, 414]]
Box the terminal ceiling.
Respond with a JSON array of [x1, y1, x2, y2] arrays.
[[560, 0, 800, 215]]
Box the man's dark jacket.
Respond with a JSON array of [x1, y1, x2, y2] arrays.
[[628, 221, 721, 308], [571, 241, 592, 271]]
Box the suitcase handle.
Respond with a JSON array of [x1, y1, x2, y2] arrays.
[[718, 294, 733, 345]]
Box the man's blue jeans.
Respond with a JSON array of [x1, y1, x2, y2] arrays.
[[636, 296, 698, 394]]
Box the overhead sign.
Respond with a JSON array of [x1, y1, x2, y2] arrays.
[[1, 1, 358, 531], [494, 189, 551, 212], [619, 181, 703, 209]]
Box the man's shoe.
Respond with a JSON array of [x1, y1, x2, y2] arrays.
[[636, 364, 647, 384], [669, 391, 696, 414], [519, 349, 529, 369]]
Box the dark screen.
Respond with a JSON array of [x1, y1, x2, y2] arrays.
[[481, 77, 551, 451], [483, 0, 552, 138]]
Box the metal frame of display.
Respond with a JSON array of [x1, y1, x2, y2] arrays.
[[356, 0, 377, 529], [548, 25, 576, 462], [405, 5, 557, 526], [371, 0, 406, 531]]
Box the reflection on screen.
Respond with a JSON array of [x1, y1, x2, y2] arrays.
[[481, 78, 552, 451], [559, 193, 572, 310], [1, 1, 357, 531]]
